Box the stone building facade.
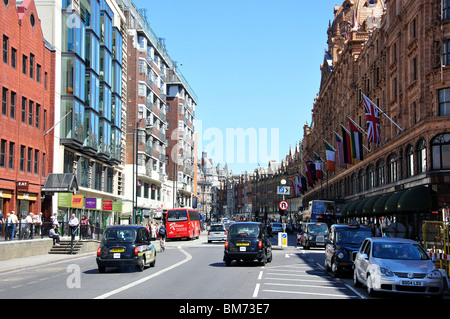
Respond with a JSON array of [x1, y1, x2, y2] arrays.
[[301, 0, 450, 239]]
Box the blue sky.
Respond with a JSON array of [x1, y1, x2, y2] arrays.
[[134, 0, 338, 174]]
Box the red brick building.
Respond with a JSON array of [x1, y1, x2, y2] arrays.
[[0, 0, 55, 220]]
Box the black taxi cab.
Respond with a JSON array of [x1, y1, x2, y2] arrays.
[[96, 225, 156, 273], [223, 222, 273, 266], [324, 224, 372, 277]]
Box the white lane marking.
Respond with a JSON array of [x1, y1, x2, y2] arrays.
[[94, 246, 192, 299], [253, 283, 260, 298]]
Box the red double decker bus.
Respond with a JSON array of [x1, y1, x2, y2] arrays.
[[165, 208, 201, 240]]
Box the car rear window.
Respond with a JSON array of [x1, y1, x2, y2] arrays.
[[210, 226, 224, 231], [103, 228, 136, 242], [229, 224, 259, 238]]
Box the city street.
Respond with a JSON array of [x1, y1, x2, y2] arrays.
[[0, 233, 366, 300]]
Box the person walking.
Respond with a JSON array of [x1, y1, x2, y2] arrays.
[[158, 224, 167, 252], [68, 214, 79, 241]]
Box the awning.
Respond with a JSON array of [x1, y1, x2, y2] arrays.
[[384, 191, 406, 214], [362, 196, 379, 215], [355, 198, 369, 216], [41, 173, 79, 193], [339, 202, 351, 217], [347, 201, 360, 217], [397, 186, 429, 212], [372, 193, 391, 215]]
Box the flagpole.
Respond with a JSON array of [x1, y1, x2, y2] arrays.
[[363, 94, 403, 131]]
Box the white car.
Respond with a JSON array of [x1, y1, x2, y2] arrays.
[[353, 237, 444, 298], [271, 223, 283, 233], [208, 224, 227, 243]]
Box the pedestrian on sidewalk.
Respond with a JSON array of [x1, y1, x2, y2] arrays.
[[5, 213, 14, 241], [49, 224, 61, 245], [158, 224, 166, 252], [69, 214, 79, 241], [0, 210, 3, 238]]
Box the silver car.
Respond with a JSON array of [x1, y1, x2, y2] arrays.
[[353, 237, 444, 298], [208, 224, 227, 243]]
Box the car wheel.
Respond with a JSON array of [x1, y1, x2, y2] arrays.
[[136, 258, 145, 272], [225, 258, 232, 266], [98, 266, 106, 273], [331, 260, 341, 278], [353, 270, 362, 287], [150, 258, 156, 267], [259, 253, 267, 266]]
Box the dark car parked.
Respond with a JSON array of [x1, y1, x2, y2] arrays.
[[96, 225, 156, 273], [223, 222, 273, 266], [324, 224, 372, 277]]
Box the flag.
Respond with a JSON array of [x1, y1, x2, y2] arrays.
[[300, 174, 308, 193], [290, 179, 297, 197], [324, 140, 336, 172], [335, 132, 346, 168], [349, 120, 363, 161], [305, 162, 314, 186], [341, 125, 353, 164], [363, 94, 381, 146], [295, 176, 303, 195], [314, 153, 324, 179]]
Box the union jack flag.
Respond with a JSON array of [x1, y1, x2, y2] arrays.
[[363, 94, 381, 146]]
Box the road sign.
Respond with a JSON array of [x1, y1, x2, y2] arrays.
[[277, 186, 290, 195], [279, 200, 289, 211]]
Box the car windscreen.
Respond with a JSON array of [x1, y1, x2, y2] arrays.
[[103, 228, 136, 242], [210, 226, 225, 231], [335, 229, 371, 245], [372, 242, 429, 260], [272, 223, 282, 228], [229, 224, 260, 238], [167, 209, 188, 222], [308, 224, 329, 235]]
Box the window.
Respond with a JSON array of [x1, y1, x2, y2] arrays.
[[387, 153, 398, 183], [35, 103, 40, 128], [42, 153, 45, 176], [438, 88, 450, 116], [417, 138, 427, 173], [444, 0, 450, 20], [21, 97, 26, 123], [10, 91, 15, 119], [376, 159, 386, 186], [2, 87, 7, 116], [27, 147, 32, 173], [22, 55, 27, 75], [406, 145, 414, 177], [11, 47, 16, 68], [3, 35, 8, 64], [29, 53, 34, 79], [34, 149, 39, 174], [8, 142, 14, 169], [0, 139, 5, 168], [28, 100, 33, 126], [36, 64, 41, 83], [431, 133, 450, 170], [20, 145, 25, 171]]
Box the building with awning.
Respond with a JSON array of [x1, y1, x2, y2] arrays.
[[299, 0, 450, 240], [41, 174, 79, 194]]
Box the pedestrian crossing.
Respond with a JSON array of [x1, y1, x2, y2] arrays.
[[253, 251, 361, 299]]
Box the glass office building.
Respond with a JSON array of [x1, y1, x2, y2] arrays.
[[37, 0, 126, 227]]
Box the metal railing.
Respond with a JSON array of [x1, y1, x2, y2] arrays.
[[0, 221, 104, 242]]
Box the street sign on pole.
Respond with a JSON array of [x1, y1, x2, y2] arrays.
[[279, 200, 289, 211], [277, 186, 290, 195]]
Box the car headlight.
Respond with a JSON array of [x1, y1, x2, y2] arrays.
[[337, 252, 345, 259], [309, 236, 314, 240], [379, 267, 394, 277], [427, 269, 442, 279]]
